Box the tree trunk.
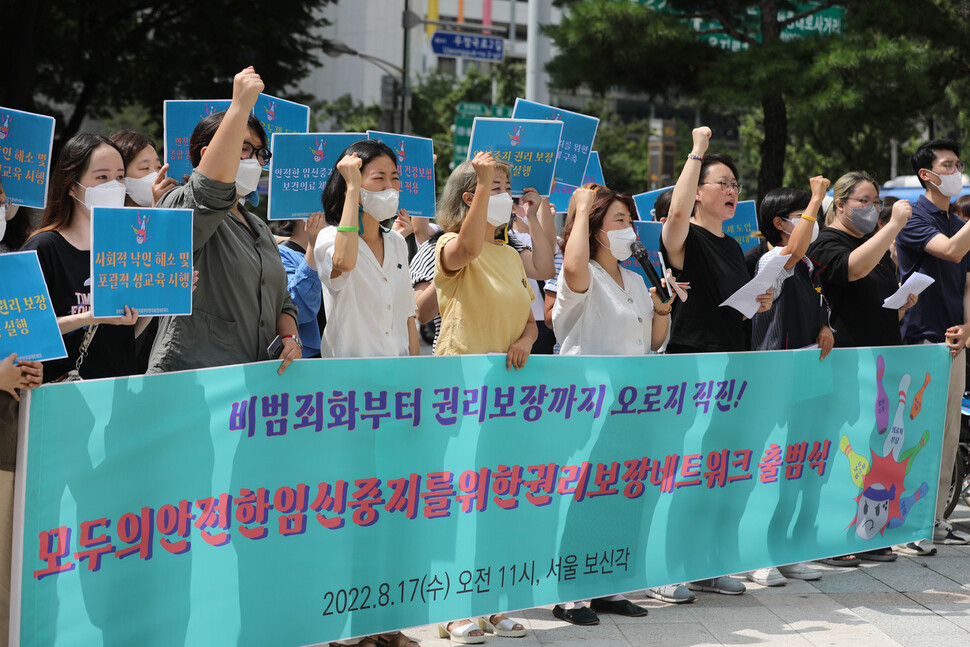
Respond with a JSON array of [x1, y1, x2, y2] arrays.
[[758, 93, 787, 202]]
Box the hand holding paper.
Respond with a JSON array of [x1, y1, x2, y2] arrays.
[[720, 252, 790, 318], [882, 272, 934, 310]]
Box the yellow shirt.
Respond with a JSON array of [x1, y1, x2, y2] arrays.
[[434, 232, 535, 355]]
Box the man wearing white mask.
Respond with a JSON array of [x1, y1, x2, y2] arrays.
[[146, 66, 301, 375], [896, 138, 970, 548]]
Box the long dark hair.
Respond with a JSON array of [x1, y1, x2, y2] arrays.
[[32, 134, 122, 237], [110, 130, 158, 171], [188, 110, 267, 169], [321, 139, 398, 227], [561, 189, 639, 259]]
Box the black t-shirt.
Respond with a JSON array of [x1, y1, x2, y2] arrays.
[[660, 223, 749, 352], [752, 258, 828, 350], [807, 228, 901, 347], [21, 231, 138, 381]]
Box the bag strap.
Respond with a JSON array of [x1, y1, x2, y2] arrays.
[[74, 324, 99, 374]]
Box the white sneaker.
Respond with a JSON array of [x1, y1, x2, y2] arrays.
[[746, 568, 787, 586], [778, 563, 822, 581], [896, 539, 936, 556], [933, 518, 970, 545], [643, 584, 695, 604]]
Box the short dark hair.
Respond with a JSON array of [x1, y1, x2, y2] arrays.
[[188, 110, 268, 169], [110, 131, 158, 170], [879, 196, 899, 227], [699, 153, 740, 187], [321, 139, 397, 227], [951, 194, 970, 222], [757, 187, 811, 247], [911, 138, 961, 189], [653, 188, 672, 222]]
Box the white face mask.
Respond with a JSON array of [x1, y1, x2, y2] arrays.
[[787, 217, 820, 243], [0, 206, 6, 242], [604, 227, 638, 261], [486, 192, 515, 227], [359, 187, 400, 223], [235, 158, 263, 197], [926, 169, 963, 198], [125, 172, 157, 207], [75, 180, 127, 210]]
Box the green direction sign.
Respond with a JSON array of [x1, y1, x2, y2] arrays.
[[457, 102, 490, 117], [637, 0, 843, 52], [490, 105, 513, 118], [452, 116, 474, 168]]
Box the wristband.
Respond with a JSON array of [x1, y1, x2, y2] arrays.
[[800, 213, 817, 222], [282, 334, 302, 350], [336, 226, 358, 232], [687, 153, 704, 162]]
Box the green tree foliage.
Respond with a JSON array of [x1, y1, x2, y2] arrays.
[[310, 95, 383, 133], [4, 1, 337, 149]]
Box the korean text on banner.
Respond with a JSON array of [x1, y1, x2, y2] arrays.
[[89, 207, 194, 318], [512, 99, 598, 189], [0, 106, 55, 209], [724, 200, 759, 251], [467, 118, 563, 197], [15, 345, 948, 645], [549, 151, 605, 214], [267, 133, 367, 221], [163, 100, 231, 186], [632, 186, 675, 223], [0, 251, 67, 362], [366, 131, 436, 219]]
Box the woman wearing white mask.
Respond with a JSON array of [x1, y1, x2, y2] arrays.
[[110, 131, 177, 207], [314, 139, 419, 358], [553, 187, 672, 356], [22, 134, 145, 380], [434, 153, 537, 370], [751, 177, 833, 355], [146, 66, 300, 374]]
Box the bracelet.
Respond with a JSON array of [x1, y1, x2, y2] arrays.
[[800, 213, 817, 222], [687, 153, 704, 162], [336, 225, 358, 232], [282, 334, 302, 349]]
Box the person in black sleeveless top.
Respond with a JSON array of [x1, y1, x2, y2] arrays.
[[660, 127, 773, 354], [751, 178, 833, 356]]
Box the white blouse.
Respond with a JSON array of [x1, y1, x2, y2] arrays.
[[552, 260, 656, 356]]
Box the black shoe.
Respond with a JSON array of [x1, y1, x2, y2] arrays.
[[552, 604, 600, 625], [590, 597, 649, 617]]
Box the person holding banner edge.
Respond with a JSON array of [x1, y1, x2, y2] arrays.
[[146, 66, 301, 375]]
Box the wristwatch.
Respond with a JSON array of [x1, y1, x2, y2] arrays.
[[282, 334, 302, 350]]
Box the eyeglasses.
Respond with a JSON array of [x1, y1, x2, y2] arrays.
[[845, 196, 883, 209], [702, 181, 742, 194], [242, 142, 272, 166], [934, 161, 965, 173]]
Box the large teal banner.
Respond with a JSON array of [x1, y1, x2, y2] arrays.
[[15, 346, 950, 646]]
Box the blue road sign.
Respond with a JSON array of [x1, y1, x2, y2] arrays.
[[431, 31, 504, 62]]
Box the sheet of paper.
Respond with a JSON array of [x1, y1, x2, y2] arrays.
[[719, 252, 791, 318], [882, 271, 935, 309]]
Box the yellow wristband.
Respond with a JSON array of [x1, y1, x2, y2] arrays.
[[800, 213, 817, 222]]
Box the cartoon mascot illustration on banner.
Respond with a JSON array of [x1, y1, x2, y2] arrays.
[[841, 356, 930, 540], [132, 212, 151, 246]]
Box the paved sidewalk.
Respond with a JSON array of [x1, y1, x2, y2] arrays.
[[400, 505, 970, 646]]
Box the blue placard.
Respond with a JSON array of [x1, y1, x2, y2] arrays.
[[0, 252, 67, 362], [430, 31, 504, 61], [723, 200, 759, 251], [632, 186, 675, 222], [163, 100, 231, 184], [549, 151, 605, 213], [267, 133, 366, 221], [90, 207, 194, 318], [512, 99, 598, 188], [253, 93, 310, 138], [467, 118, 563, 196], [619, 220, 665, 289], [366, 131, 436, 219], [0, 106, 55, 209]]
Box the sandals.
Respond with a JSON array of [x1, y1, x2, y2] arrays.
[[477, 614, 527, 637], [438, 621, 485, 644], [817, 554, 861, 567], [374, 633, 420, 647]]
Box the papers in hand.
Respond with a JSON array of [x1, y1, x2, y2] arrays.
[[719, 252, 791, 319], [882, 272, 934, 309]]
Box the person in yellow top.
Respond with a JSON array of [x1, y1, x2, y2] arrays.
[[434, 152, 537, 371]]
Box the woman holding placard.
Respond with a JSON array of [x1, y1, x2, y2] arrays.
[[145, 66, 301, 375], [22, 134, 146, 381], [110, 130, 177, 207]]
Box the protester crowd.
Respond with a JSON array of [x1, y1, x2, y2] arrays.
[[4, 66, 970, 646]]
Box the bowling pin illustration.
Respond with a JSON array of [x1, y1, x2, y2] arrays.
[[840, 435, 869, 488], [910, 373, 930, 419], [884, 374, 911, 460], [875, 355, 889, 433]]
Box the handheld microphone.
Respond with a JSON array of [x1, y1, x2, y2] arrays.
[[630, 241, 667, 297]]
